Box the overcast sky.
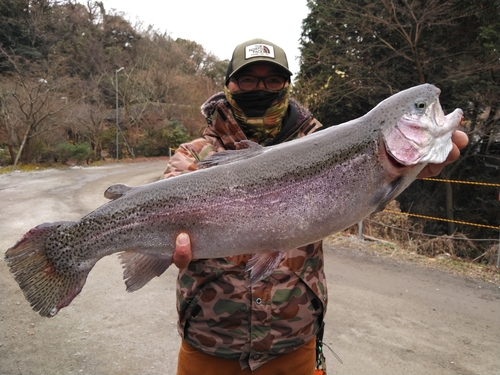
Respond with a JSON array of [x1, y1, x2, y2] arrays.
[[86, 0, 309, 75]]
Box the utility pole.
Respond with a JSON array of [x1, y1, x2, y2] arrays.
[[115, 67, 124, 159]]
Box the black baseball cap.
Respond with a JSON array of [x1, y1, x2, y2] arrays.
[[225, 38, 293, 83]]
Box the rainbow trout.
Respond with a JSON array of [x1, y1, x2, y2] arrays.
[[5, 84, 463, 317]]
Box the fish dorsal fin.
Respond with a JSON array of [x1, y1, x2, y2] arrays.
[[119, 251, 172, 292], [104, 184, 134, 200], [197, 140, 265, 169], [246, 251, 283, 286]]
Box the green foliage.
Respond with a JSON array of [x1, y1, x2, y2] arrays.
[[0, 147, 11, 166], [100, 127, 118, 159], [55, 142, 93, 164], [0, 0, 225, 167], [297, 0, 500, 126], [136, 121, 189, 157], [0, 0, 50, 70], [163, 120, 190, 148]]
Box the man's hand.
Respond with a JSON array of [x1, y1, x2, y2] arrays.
[[173, 232, 192, 269], [417, 130, 469, 179]]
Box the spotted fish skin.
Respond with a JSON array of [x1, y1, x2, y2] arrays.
[[5, 84, 463, 317]]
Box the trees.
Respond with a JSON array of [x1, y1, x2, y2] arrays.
[[297, 0, 499, 124], [0, 47, 77, 167], [297, 0, 499, 249], [0, 0, 227, 166]]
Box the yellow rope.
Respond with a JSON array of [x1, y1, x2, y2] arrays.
[[382, 209, 500, 230], [420, 178, 500, 187]]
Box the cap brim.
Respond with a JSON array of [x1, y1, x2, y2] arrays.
[[228, 60, 293, 79]]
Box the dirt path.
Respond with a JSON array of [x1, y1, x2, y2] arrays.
[[1, 161, 498, 375]]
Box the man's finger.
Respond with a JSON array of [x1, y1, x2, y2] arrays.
[[451, 130, 469, 150], [173, 232, 192, 269]]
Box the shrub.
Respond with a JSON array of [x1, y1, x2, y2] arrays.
[[55, 142, 93, 164], [136, 120, 190, 157]]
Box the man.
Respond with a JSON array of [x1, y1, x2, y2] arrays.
[[164, 39, 469, 375]]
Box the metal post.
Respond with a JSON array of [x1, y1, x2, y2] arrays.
[[358, 220, 363, 240], [497, 229, 500, 268], [115, 67, 124, 159], [498, 190, 500, 268]]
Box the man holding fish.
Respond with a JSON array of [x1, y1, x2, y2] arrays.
[[165, 39, 468, 374], [5, 37, 468, 375]]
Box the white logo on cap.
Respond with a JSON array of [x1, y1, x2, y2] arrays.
[[245, 44, 275, 60]]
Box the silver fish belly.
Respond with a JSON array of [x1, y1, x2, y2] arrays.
[[5, 84, 463, 316]]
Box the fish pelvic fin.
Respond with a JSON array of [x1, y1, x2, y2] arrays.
[[246, 251, 283, 286], [119, 251, 172, 292], [4, 222, 89, 317]]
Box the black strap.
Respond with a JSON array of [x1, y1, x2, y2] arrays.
[[316, 320, 325, 368]]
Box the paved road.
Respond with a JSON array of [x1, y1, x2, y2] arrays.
[[0, 161, 498, 375]]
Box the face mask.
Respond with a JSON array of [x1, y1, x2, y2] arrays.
[[230, 90, 281, 118], [224, 86, 291, 143]]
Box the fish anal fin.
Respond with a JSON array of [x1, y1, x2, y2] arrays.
[[104, 184, 133, 200], [246, 251, 283, 286], [119, 251, 172, 292], [197, 140, 264, 169], [4, 222, 90, 317]]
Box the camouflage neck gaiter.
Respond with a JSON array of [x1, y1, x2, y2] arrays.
[[224, 85, 291, 144]]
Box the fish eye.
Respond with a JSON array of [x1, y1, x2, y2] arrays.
[[415, 101, 426, 110]]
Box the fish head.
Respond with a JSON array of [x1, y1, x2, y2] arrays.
[[381, 84, 463, 166]]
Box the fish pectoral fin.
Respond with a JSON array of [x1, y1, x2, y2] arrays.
[[119, 251, 172, 292], [104, 184, 134, 200], [197, 141, 265, 169], [246, 251, 284, 286], [372, 176, 405, 213]]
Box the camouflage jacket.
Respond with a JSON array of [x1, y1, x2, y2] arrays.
[[164, 92, 328, 371]]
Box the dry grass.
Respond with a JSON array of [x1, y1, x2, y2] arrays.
[[338, 200, 500, 285]]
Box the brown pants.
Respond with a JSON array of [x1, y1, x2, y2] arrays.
[[176, 338, 316, 375]]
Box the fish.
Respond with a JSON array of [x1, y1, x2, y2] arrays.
[[4, 84, 463, 317]]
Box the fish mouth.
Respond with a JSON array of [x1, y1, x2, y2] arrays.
[[430, 98, 464, 132]]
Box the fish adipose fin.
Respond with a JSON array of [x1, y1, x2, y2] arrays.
[[119, 251, 172, 292], [104, 184, 133, 200], [246, 251, 283, 286], [4, 222, 90, 317], [197, 140, 265, 169]]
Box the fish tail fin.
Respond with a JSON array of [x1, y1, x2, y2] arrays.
[[5, 222, 89, 317]]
